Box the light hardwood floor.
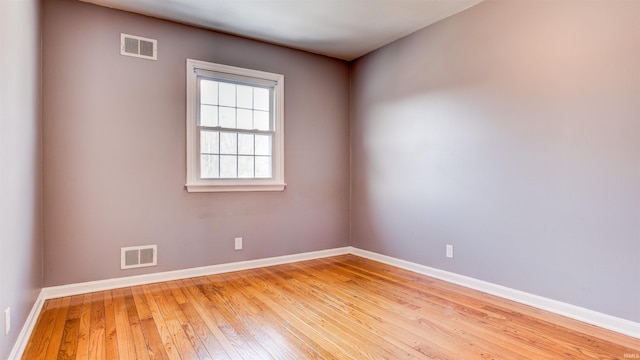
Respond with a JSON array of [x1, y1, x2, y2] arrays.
[[23, 255, 639, 359]]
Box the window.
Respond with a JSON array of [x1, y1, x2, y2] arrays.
[[186, 59, 285, 192]]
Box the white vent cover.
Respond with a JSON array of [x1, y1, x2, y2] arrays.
[[121, 245, 157, 269], [120, 33, 157, 60]]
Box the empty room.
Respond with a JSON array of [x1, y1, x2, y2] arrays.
[[1, 0, 639, 358]]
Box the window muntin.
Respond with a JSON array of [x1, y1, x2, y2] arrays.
[[186, 59, 284, 192], [197, 79, 273, 179]]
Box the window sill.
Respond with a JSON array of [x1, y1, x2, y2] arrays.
[[185, 183, 286, 193]]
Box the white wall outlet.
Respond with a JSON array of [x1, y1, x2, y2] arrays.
[[446, 244, 454, 259], [234, 237, 243, 250], [4, 307, 10, 336]]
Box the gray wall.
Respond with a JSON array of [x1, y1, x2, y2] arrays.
[[0, 0, 43, 358], [351, 0, 640, 322], [42, 0, 351, 286], [36, 0, 640, 329]]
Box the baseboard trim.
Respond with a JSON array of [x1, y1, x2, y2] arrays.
[[11, 245, 638, 359], [11, 248, 350, 359], [41, 247, 351, 299], [8, 291, 46, 360], [350, 247, 640, 339]]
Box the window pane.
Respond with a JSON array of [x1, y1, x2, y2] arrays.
[[219, 82, 236, 107], [237, 109, 252, 130], [200, 105, 218, 127], [237, 85, 253, 109], [200, 130, 219, 154], [254, 87, 269, 111], [188, 60, 283, 187], [220, 155, 237, 178], [219, 107, 236, 128], [201, 80, 218, 105], [220, 132, 237, 154], [238, 156, 254, 178], [254, 110, 270, 131], [238, 134, 254, 155], [200, 155, 219, 178], [255, 156, 271, 178], [255, 134, 271, 156]]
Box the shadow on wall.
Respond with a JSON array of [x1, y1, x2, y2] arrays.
[[349, 0, 640, 322]]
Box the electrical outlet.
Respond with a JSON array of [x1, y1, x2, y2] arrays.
[[4, 307, 10, 336], [446, 244, 454, 259], [234, 237, 243, 250]]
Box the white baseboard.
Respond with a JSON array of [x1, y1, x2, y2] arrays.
[[41, 247, 351, 299], [11, 247, 350, 359], [10, 245, 639, 359], [8, 291, 46, 360], [350, 247, 640, 339]]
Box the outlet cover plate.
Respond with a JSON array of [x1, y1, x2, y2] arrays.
[[4, 307, 10, 335], [446, 244, 454, 259]]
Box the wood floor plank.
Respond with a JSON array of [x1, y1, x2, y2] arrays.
[[23, 255, 640, 359], [157, 282, 212, 359], [103, 291, 119, 360], [215, 271, 321, 360], [344, 254, 639, 351], [310, 259, 546, 358], [173, 293, 231, 359], [204, 273, 303, 359], [131, 286, 170, 360], [123, 288, 152, 360], [112, 288, 138, 360], [287, 260, 489, 359], [141, 284, 185, 359], [73, 293, 92, 360], [179, 278, 244, 359], [239, 269, 360, 358], [262, 264, 435, 359], [220, 270, 330, 359], [56, 295, 83, 360], [43, 296, 71, 360], [260, 264, 422, 359], [340, 258, 586, 358], [22, 297, 63, 360], [190, 276, 273, 359], [334, 256, 634, 358], [87, 292, 107, 360], [249, 267, 352, 348]]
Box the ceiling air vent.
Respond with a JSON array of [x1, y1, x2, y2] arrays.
[[121, 245, 157, 269], [120, 33, 157, 60]]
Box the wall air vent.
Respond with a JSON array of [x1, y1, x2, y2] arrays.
[[121, 245, 157, 269], [120, 33, 157, 60]]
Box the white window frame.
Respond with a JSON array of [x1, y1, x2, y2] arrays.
[[185, 59, 285, 192]]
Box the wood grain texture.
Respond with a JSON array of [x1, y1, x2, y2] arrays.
[[22, 255, 639, 359]]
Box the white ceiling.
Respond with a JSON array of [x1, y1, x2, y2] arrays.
[[80, 0, 484, 61]]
